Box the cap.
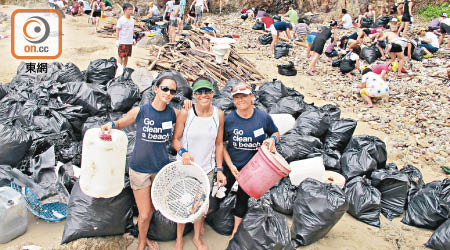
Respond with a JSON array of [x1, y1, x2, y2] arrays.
[[192, 80, 214, 92], [148, 1, 152, 6], [231, 84, 252, 96], [442, 13, 448, 18], [417, 27, 426, 34], [391, 17, 398, 23], [329, 20, 338, 27]]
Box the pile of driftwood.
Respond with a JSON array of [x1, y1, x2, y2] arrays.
[[136, 29, 265, 88]]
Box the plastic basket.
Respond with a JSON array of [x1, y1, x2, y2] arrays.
[[151, 161, 211, 224], [10, 182, 68, 222]]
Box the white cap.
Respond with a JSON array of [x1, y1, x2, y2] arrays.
[[442, 13, 448, 18], [391, 17, 398, 23], [231, 86, 252, 96]]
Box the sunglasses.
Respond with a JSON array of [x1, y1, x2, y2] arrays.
[[194, 88, 213, 95], [159, 86, 177, 95], [231, 85, 251, 93]]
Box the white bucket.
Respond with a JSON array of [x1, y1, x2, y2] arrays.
[[289, 157, 325, 186], [324, 171, 346, 189], [212, 44, 230, 64], [270, 114, 295, 135], [80, 128, 128, 198]]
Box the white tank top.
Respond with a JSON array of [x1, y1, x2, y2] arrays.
[[177, 106, 219, 173]]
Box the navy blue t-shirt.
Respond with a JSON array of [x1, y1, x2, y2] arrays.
[[224, 109, 278, 170], [274, 21, 290, 31], [129, 103, 176, 173]]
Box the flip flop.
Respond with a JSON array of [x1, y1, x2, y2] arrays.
[[306, 72, 313, 76]]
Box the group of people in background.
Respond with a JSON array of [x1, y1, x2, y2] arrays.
[[241, 1, 449, 108]]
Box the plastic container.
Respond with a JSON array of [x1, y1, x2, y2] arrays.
[[212, 44, 231, 64], [289, 157, 325, 186], [80, 128, 128, 198], [270, 114, 296, 135], [238, 145, 291, 199], [0, 186, 28, 243], [324, 171, 346, 189], [151, 161, 211, 223]]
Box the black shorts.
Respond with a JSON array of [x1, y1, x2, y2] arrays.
[[310, 38, 327, 55], [391, 43, 403, 53], [402, 14, 411, 22], [377, 40, 386, 49], [84, 10, 92, 15], [92, 10, 101, 17], [441, 22, 450, 34]]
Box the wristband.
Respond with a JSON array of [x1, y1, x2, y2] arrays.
[[110, 121, 115, 129], [271, 135, 278, 144], [178, 148, 188, 157], [216, 167, 224, 172]]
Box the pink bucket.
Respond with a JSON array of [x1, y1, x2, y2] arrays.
[[238, 145, 291, 199]]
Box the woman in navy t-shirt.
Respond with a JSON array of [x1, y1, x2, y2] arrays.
[[223, 83, 280, 240], [101, 76, 182, 250]]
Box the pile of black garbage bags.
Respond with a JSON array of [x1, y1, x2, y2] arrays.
[[0, 60, 448, 248]]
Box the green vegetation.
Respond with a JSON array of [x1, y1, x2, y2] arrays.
[[417, 3, 450, 20]]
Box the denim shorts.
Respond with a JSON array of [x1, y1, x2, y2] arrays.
[[306, 34, 316, 43]]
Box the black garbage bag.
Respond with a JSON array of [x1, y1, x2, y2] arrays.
[[241, 14, 248, 20], [153, 69, 192, 100], [276, 130, 323, 163], [399, 165, 425, 205], [212, 96, 235, 114], [277, 61, 297, 76], [332, 54, 345, 67], [370, 167, 408, 222], [52, 81, 110, 116], [401, 179, 450, 229], [322, 148, 342, 171], [146, 211, 193, 241], [140, 86, 156, 105], [425, 219, 450, 250], [86, 57, 117, 85], [57, 63, 85, 83], [375, 16, 391, 28], [360, 17, 374, 28], [61, 182, 134, 244], [0, 124, 32, 166], [294, 109, 331, 138], [321, 104, 341, 120], [257, 80, 288, 108], [0, 84, 7, 100], [404, 42, 424, 61], [58, 142, 81, 166], [106, 68, 140, 112], [274, 42, 292, 59], [206, 192, 236, 235], [345, 176, 382, 227], [227, 200, 294, 250], [291, 178, 349, 247], [361, 44, 380, 64], [252, 21, 265, 30], [340, 58, 356, 74], [340, 135, 387, 180], [269, 178, 297, 215], [58, 163, 78, 193], [56, 105, 89, 140], [81, 115, 109, 139], [323, 119, 357, 153], [269, 95, 305, 118], [258, 33, 273, 45]]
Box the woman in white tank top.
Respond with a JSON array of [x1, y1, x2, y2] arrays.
[[172, 78, 226, 250]]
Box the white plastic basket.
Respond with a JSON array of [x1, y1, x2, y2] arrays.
[[151, 161, 211, 224]]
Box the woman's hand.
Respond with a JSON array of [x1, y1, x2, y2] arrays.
[[230, 165, 240, 179], [100, 122, 113, 134], [181, 152, 194, 165], [263, 137, 276, 153], [216, 170, 227, 186], [183, 99, 193, 110]]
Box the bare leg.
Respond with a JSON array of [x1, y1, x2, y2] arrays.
[[397, 52, 405, 76], [122, 56, 128, 68], [402, 21, 410, 36], [306, 52, 320, 74], [133, 187, 158, 250], [174, 223, 184, 250], [177, 18, 183, 35], [270, 32, 279, 54], [362, 95, 374, 107], [193, 218, 208, 250], [377, 44, 386, 60], [307, 43, 312, 58], [229, 216, 243, 240]]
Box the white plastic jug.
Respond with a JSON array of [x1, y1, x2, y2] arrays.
[[0, 187, 28, 244], [80, 128, 128, 198], [270, 114, 296, 135], [289, 156, 325, 186]]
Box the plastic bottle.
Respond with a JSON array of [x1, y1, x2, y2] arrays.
[[80, 128, 128, 198], [0, 187, 28, 243]]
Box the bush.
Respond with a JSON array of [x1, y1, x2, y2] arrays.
[[417, 3, 450, 20]]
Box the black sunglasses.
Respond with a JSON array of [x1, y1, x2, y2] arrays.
[[194, 88, 212, 95], [159, 86, 177, 95]]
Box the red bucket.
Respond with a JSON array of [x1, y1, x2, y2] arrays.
[[238, 145, 290, 199]]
